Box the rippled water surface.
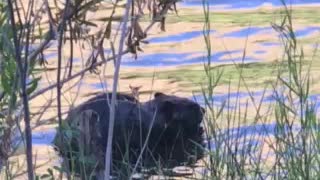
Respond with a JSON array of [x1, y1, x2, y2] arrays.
[[182, 0, 320, 8]]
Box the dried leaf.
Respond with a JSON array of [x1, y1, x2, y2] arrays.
[[104, 19, 112, 39], [133, 19, 146, 39], [110, 42, 116, 67], [160, 17, 166, 31], [98, 43, 106, 62]]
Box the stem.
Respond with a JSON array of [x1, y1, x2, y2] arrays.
[[68, 21, 74, 77], [56, 1, 71, 177], [104, 0, 132, 178], [6, 0, 34, 179]]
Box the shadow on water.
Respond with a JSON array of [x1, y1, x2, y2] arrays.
[[293, 26, 320, 38], [121, 50, 258, 67], [254, 50, 267, 54], [222, 27, 273, 38], [43, 52, 58, 60], [147, 30, 215, 43], [122, 52, 193, 67], [193, 90, 320, 111], [192, 90, 276, 109], [32, 129, 57, 145], [182, 0, 320, 8], [259, 42, 281, 47], [223, 26, 319, 39], [88, 82, 108, 90], [42, 52, 81, 62]]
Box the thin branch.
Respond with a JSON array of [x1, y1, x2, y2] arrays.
[[57, 0, 71, 134], [29, 49, 129, 101], [104, 0, 132, 179], [27, 1, 176, 103], [27, 32, 54, 63], [6, 0, 34, 179]]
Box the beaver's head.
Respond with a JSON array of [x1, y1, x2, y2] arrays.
[[150, 92, 205, 136]]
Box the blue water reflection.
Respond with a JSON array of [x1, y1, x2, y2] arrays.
[[293, 26, 320, 38], [182, 0, 320, 8], [254, 50, 267, 54], [192, 90, 276, 109], [259, 42, 281, 47], [224, 26, 320, 40], [148, 30, 215, 43], [32, 129, 57, 145], [43, 52, 58, 60], [122, 50, 258, 67], [193, 90, 320, 111], [42, 52, 81, 62], [223, 27, 272, 37], [89, 82, 108, 90]]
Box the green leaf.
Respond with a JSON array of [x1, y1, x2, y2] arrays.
[[27, 77, 41, 95], [53, 165, 63, 172], [9, 93, 17, 109], [40, 174, 51, 179], [1, 59, 15, 94], [1, 73, 11, 93], [47, 168, 54, 176]]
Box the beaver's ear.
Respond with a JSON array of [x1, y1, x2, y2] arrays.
[[154, 92, 166, 98]]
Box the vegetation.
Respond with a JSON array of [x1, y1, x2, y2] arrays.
[[198, 0, 320, 178], [0, 0, 319, 179]]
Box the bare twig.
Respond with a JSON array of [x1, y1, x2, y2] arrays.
[[104, 0, 132, 179]]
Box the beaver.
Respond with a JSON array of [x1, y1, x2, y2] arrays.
[[53, 92, 205, 178]]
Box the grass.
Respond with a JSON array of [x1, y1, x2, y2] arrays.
[[196, 0, 320, 178]]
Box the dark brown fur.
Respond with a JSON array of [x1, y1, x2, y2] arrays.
[[53, 92, 205, 178]]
